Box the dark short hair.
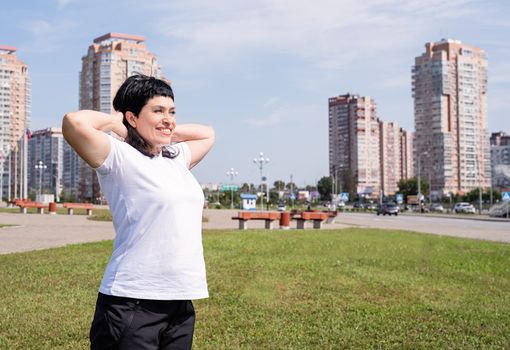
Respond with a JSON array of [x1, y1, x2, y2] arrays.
[[113, 74, 177, 158]]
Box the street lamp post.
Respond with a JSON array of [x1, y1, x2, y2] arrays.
[[476, 157, 483, 215], [226, 167, 239, 209], [34, 160, 47, 200], [417, 152, 428, 212], [253, 152, 270, 210]]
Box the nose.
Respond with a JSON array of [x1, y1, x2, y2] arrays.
[[161, 112, 175, 122], [161, 114, 176, 129]]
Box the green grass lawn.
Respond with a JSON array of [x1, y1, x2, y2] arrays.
[[0, 228, 509, 349]]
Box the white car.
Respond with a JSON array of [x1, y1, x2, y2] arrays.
[[454, 202, 476, 214], [429, 203, 444, 213]]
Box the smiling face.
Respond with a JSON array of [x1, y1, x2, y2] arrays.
[[125, 96, 176, 154]]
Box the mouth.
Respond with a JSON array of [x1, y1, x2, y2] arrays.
[[156, 127, 173, 136]]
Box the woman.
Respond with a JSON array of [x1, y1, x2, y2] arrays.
[[62, 74, 215, 350]]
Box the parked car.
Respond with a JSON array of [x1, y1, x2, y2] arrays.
[[277, 202, 286, 211], [365, 202, 378, 210], [489, 202, 510, 218], [429, 203, 445, 213], [454, 202, 476, 214], [376, 202, 399, 216]]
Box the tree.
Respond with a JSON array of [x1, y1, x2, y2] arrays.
[[463, 188, 501, 203], [340, 169, 357, 200], [273, 180, 285, 191], [240, 183, 253, 193], [305, 185, 316, 192], [285, 182, 296, 191], [317, 176, 333, 201], [397, 177, 429, 199]]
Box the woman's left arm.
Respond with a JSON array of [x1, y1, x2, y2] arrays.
[[172, 124, 215, 169]]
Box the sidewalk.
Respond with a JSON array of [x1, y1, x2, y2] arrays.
[[0, 212, 115, 255]]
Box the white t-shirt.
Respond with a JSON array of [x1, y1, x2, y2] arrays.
[[95, 135, 208, 300]]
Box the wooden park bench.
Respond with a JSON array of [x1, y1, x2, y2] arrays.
[[324, 210, 338, 223], [16, 200, 46, 214], [294, 211, 330, 229], [232, 211, 281, 230], [63, 202, 94, 216]]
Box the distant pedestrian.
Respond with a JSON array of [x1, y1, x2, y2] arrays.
[[62, 74, 214, 350]]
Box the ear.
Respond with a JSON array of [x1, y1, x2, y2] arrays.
[[125, 111, 137, 128]]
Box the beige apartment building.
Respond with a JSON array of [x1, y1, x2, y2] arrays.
[[379, 121, 413, 195], [412, 39, 490, 197], [400, 129, 414, 181], [70, 33, 164, 201], [328, 94, 381, 198], [0, 46, 31, 201]]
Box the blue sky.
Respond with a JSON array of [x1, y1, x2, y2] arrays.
[[1, 0, 509, 187]]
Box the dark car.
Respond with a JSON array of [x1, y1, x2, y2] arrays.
[[376, 203, 399, 216]]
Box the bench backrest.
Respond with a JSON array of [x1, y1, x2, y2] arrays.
[[18, 201, 45, 208], [63, 202, 94, 209], [301, 212, 329, 220], [238, 211, 281, 220]]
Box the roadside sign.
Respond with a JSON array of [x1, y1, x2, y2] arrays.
[[503, 192, 510, 201], [221, 185, 239, 192], [396, 193, 403, 204], [407, 195, 419, 205], [341, 192, 349, 202]]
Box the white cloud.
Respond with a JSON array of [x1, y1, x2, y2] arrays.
[[25, 19, 76, 53], [263, 97, 280, 107], [56, 0, 77, 10], [245, 107, 287, 127], [149, 0, 491, 74]]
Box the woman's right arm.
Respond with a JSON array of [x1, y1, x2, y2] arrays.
[[62, 110, 127, 168]]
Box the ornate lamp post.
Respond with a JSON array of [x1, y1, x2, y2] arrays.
[[253, 152, 270, 210], [226, 167, 239, 209]]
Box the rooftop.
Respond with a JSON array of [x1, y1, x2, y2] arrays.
[[93, 32, 145, 44], [0, 45, 17, 54]]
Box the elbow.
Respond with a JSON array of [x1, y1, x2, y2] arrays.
[[208, 126, 216, 144], [61, 112, 81, 141]]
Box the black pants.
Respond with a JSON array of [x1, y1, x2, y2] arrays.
[[90, 293, 195, 350]]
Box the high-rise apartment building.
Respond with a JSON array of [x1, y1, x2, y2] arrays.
[[490, 131, 510, 191], [412, 39, 490, 197], [27, 128, 64, 201], [329, 94, 381, 197], [380, 121, 411, 196], [399, 129, 414, 181], [80, 32, 163, 113], [0, 46, 31, 201], [71, 33, 164, 202]]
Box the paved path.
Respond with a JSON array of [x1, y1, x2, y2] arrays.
[[0, 213, 115, 255], [1, 210, 509, 255]]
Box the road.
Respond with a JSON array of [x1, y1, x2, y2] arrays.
[[326, 212, 510, 243]]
